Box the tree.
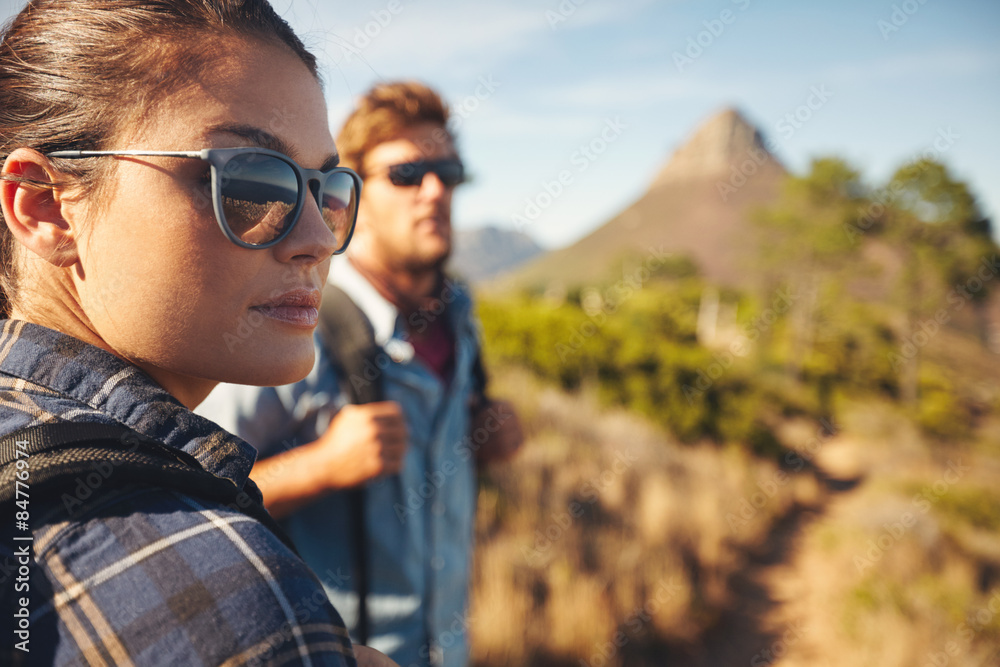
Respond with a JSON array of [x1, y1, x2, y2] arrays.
[[883, 159, 996, 404]]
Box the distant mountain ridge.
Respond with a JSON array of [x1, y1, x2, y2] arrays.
[[495, 108, 787, 291], [449, 225, 544, 284]]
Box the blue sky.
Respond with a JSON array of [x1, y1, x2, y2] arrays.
[[2, 0, 998, 248]]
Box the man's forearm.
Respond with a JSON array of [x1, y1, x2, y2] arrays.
[[251, 440, 337, 519]]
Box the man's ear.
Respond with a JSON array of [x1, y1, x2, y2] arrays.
[[1, 148, 79, 268]]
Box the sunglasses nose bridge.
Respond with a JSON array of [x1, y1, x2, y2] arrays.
[[305, 178, 322, 206]]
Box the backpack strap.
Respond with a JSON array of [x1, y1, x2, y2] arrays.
[[317, 284, 382, 645], [317, 285, 383, 405], [0, 422, 299, 555]]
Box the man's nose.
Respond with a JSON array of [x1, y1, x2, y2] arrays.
[[419, 171, 448, 198]]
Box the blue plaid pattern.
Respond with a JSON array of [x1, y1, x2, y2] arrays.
[[0, 320, 358, 666]]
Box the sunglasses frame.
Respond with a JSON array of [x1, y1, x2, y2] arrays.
[[46, 147, 362, 251], [385, 158, 465, 188]]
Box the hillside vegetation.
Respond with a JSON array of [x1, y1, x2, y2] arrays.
[[469, 157, 1000, 665]]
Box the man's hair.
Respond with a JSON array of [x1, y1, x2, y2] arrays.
[[337, 81, 453, 176], [0, 0, 317, 318]]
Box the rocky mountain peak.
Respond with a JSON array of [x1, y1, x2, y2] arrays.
[[651, 107, 779, 188]]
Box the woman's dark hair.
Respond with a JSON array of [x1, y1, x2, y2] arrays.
[[0, 0, 318, 317]]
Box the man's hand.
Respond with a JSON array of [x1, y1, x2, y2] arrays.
[[251, 401, 408, 518], [354, 645, 401, 667], [314, 401, 409, 489], [471, 399, 524, 466]]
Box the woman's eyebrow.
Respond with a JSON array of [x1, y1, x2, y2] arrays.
[[205, 122, 340, 170], [208, 122, 291, 153], [320, 154, 341, 171]]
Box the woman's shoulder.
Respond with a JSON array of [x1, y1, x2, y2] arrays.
[[6, 484, 356, 666]]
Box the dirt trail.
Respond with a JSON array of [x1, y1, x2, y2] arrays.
[[628, 447, 865, 667]]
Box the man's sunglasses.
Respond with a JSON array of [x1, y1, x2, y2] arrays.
[[384, 159, 465, 188], [46, 147, 362, 251]]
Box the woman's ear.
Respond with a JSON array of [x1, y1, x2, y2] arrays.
[[1, 148, 79, 268]]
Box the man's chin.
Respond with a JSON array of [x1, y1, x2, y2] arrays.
[[403, 241, 450, 274]]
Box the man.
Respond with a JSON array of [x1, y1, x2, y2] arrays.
[[198, 81, 523, 667]]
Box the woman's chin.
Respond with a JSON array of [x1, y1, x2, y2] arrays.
[[223, 340, 316, 387]]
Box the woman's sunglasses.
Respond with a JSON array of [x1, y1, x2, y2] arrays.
[[384, 158, 465, 188], [47, 147, 362, 251]]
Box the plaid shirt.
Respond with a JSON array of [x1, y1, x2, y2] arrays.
[[0, 320, 358, 666]]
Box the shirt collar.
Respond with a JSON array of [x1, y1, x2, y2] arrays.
[[328, 256, 402, 347], [0, 320, 256, 487]]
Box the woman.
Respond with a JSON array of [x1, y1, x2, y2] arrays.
[[0, 1, 391, 664]]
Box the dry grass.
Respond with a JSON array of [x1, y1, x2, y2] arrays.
[[469, 366, 1000, 666]]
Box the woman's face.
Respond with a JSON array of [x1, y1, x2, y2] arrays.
[[70, 38, 339, 406]]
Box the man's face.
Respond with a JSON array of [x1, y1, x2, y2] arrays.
[[354, 122, 458, 272]]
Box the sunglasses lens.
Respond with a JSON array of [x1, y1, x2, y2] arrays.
[[320, 172, 358, 253], [219, 153, 299, 246], [388, 162, 424, 187], [387, 160, 464, 188], [435, 160, 464, 187]]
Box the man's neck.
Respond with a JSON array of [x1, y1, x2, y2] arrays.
[[348, 254, 441, 312]]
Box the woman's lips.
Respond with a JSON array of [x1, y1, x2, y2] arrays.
[[252, 305, 319, 327], [251, 290, 320, 328]]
